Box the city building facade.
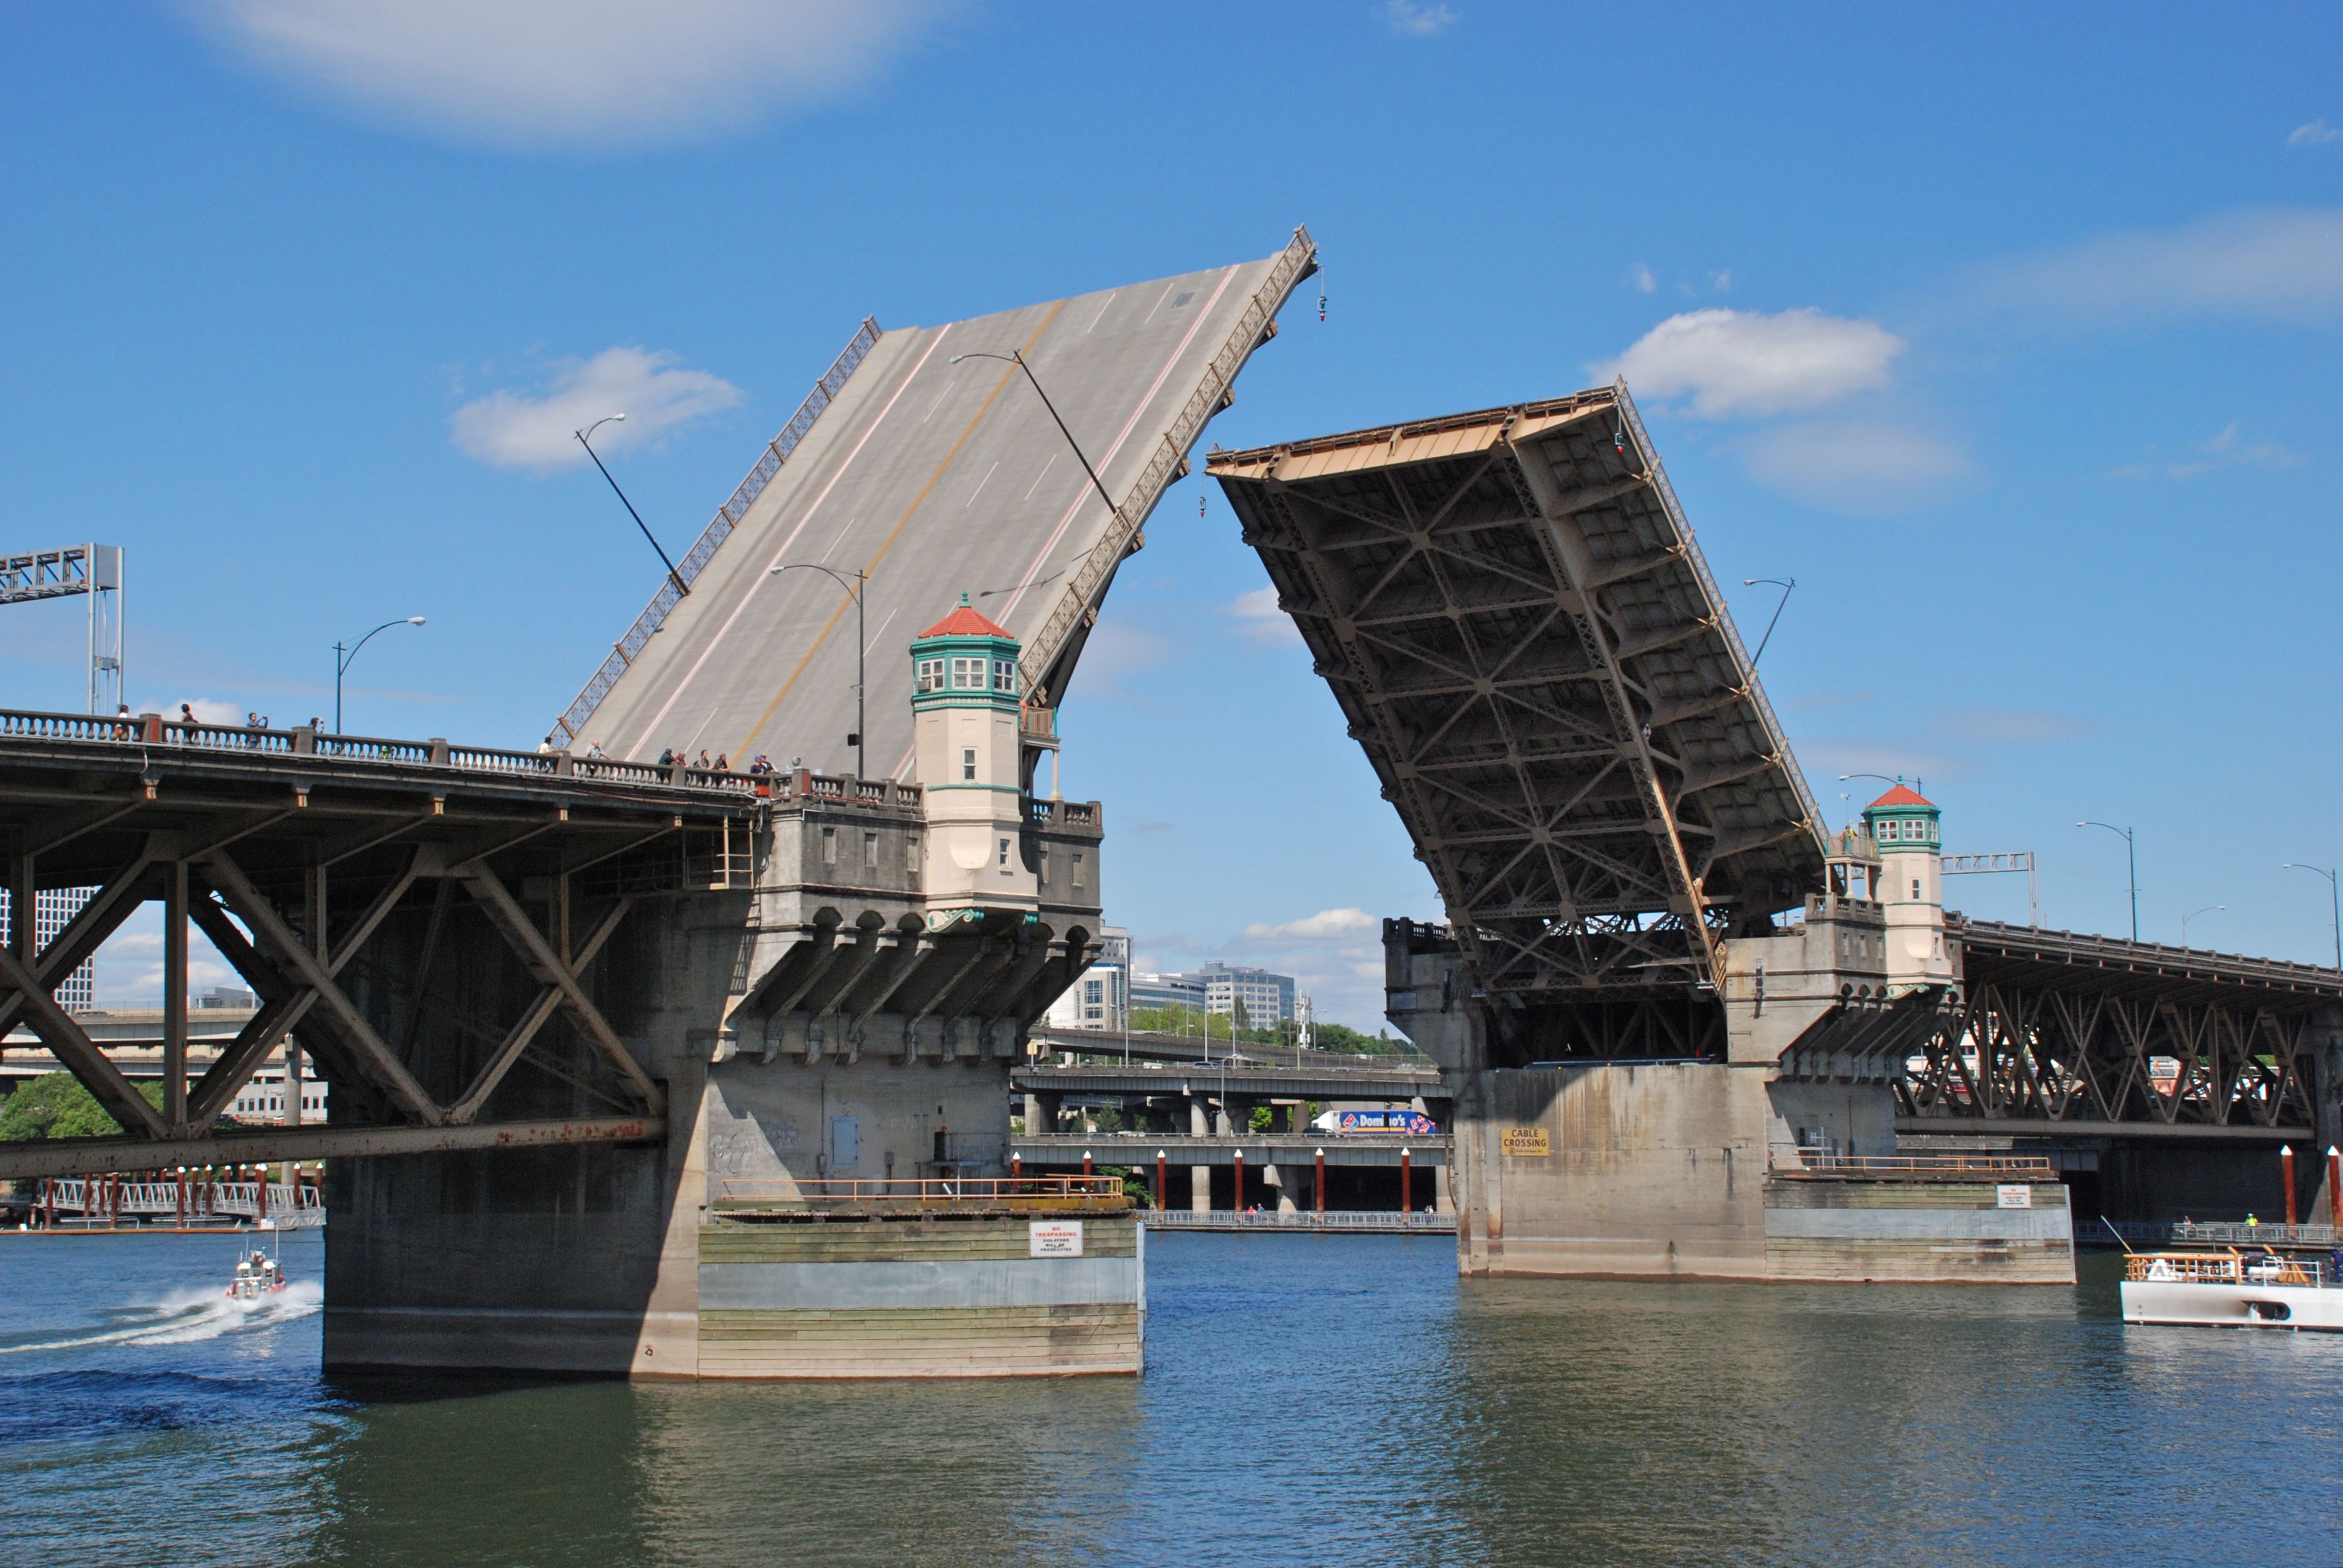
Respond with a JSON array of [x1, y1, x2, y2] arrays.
[[0, 886, 97, 1012]]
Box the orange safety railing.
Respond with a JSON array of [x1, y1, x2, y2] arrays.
[[714, 1173, 1125, 1207], [2125, 1251, 2328, 1288]]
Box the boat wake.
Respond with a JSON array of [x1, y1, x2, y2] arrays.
[[1, 1280, 323, 1356]]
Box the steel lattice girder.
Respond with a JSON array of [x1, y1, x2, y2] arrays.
[[1210, 386, 1823, 999]]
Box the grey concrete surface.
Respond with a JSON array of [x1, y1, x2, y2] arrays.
[[578, 238, 1308, 776]]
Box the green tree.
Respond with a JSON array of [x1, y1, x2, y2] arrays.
[[0, 1072, 164, 1141]]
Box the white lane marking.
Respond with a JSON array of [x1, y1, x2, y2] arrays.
[[623, 326, 954, 758], [922, 384, 954, 424], [816, 514, 858, 565], [995, 266, 1238, 634], [964, 460, 1000, 510], [1087, 292, 1117, 333], [1139, 281, 1175, 328], [1022, 452, 1057, 499], [863, 607, 898, 658]]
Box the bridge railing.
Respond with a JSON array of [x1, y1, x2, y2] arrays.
[[1143, 1208, 1454, 1232], [39, 1176, 325, 1227], [1021, 226, 1316, 701], [1772, 1152, 2057, 1180], [551, 315, 885, 749], [0, 706, 931, 810], [714, 1174, 1125, 1210]]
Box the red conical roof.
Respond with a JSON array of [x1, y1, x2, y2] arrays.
[[1868, 784, 1934, 809], [916, 595, 1014, 640]]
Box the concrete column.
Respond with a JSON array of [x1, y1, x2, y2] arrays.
[[1190, 1160, 1211, 1213], [2309, 1006, 2343, 1223], [1434, 1158, 1454, 1216], [1270, 1165, 1296, 1215], [1023, 1093, 1043, 1135]]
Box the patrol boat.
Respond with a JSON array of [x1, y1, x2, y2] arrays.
[[226, 1245, 288, 1302]]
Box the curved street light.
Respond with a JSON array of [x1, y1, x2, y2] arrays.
[[948, 350, 1118, 522], [768, 563, 867, 780], [333, 617, 426, 734], [2181, 903, 2225, 948], [575, 412, 689, 602], [1742, 577, 1795, 668], [2283, 862, 2342, 970], [1838, 771, 1924, 797], [2077, 821, 2139, 942]]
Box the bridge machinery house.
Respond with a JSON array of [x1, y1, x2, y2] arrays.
[[1211, 386, 2079, 1285]]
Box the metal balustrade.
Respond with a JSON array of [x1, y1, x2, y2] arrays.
[[551, 317, 883, 749], [0, 706, 930, 810], [35, 1176, 325, 1227]]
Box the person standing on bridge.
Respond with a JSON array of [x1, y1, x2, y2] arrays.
[[585, 740, 607, 760], [657, 747, 675, 768]]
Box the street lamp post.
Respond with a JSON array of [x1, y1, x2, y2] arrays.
[[1742, 577, 1795, 668], [2181, 904, 2225, 949], [2283, 862, 2343, 971], [768, 564, 867, 779], [2077, 821, 2139, 942], [576, 414, 689, 602], [332, 616, 426, 734], [948, 350, 1119, 520]]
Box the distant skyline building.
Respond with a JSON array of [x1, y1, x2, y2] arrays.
[[1128, 970, 1204, 1015], [1045, 926, 1128, 1031], [1188, 961, 1297, 1027], [0, 886, 97, 1013]]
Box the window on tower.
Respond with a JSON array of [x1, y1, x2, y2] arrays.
[[962, 747, 976, 781], [916, 658, 945, 693], [951, 656, 983, 689], [993, 658, 1016, 693]]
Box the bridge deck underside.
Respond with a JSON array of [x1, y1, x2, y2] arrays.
[[1212, 388, 1823, 1012]]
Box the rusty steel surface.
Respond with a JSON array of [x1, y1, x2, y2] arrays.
[[0, 1116, 658, 1183]]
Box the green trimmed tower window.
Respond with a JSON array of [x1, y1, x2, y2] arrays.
[[910, 595, 1037, 915]]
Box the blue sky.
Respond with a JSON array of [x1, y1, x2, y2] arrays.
[[4, 2, 2341, 1023]]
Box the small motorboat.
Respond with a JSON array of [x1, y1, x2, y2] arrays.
[[2120, 1248, 2343, 1331], [226, 1247, 288, 1302]]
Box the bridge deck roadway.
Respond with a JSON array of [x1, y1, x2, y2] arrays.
[[572, 232, 1314, 775], [1014, 1133, 1448, 1168], [1015, 1064, 1444, 1101], [1029, 1025, 1436, 1073]]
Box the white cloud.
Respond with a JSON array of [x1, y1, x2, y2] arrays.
[[1743, 420, 1971, 514], [189, 0, 944, 151], [2290, 119, 2343, 147], [1981, 208, 2343, 323], [2111, 420, 2301, 480], [1595, 308, 1905, 417], [451, 347, 740, 471], [1627, 262, 1657, 294], [1238, 907, 1380, 945], [1381, 0, 1458, 35], [1225, 586, 1302, 646]]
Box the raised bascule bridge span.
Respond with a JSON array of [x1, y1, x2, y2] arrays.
[[1212, 386, 2343, 1280], [0, 231, 1319, 1379]]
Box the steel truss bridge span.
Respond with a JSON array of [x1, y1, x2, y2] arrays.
[[1211, 385, 1822, 1060], [1900, 918, 2343, 1141], [0, 711, 761, 1182]]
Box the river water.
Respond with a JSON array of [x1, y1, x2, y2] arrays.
[[3, 1228, 2338, 1566]]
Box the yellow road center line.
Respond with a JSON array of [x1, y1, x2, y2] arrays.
[[730, 299, 1066, 761]]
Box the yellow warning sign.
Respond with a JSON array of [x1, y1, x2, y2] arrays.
[[1501, 1127, 1550, 1157]]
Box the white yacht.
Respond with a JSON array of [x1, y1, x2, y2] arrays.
[[2121, 1249, 2343, 1331]]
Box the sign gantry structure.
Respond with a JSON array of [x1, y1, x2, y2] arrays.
[[1211, 386, 1825, 1061]]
